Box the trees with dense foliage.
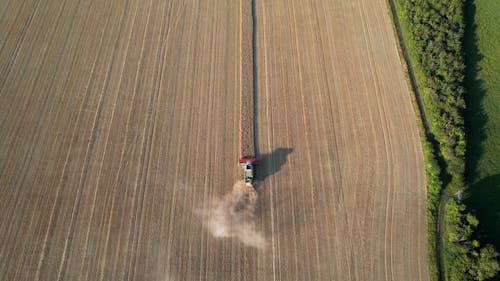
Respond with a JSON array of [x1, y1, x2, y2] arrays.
[[404, 0, 466, 189], [446, 199, 499, 281], [398, 0, 499, 280]]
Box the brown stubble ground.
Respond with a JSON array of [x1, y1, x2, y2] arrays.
[[0, 0, 427, 280], [254, 0, 427, 280], [0, 0, 243, 280]]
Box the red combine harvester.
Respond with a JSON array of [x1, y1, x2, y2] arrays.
[[239, 157, 258, 186]]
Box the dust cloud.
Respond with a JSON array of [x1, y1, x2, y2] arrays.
[[201, 181, 266, 250]]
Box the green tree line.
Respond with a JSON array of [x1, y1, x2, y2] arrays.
[[404, 0, 466, 189], [445, 198, 498, 280], [400, 0, 499, 280]]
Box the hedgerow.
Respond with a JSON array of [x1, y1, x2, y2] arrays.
[[445, 199, 499, 281], [390, 0, 499, 280], [404, 0, 466, 190]]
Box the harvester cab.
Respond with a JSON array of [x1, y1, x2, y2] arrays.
[[239, 157, 258, 186]]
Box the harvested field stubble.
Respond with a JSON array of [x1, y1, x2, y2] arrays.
[[0, 0, 427, 280], [253, 0, 427, 280]]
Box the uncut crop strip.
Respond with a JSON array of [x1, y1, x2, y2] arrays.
[[239, 0, 254, 158]]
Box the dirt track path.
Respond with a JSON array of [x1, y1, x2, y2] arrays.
[[0, 0, 427, 280]]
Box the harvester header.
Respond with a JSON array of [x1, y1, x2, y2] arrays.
[[239, 157, 258, 164]]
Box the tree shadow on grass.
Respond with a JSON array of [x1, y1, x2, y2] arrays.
[[463, 2, 500, 278], [463, 0, 488, 183], [465, 174, 500, 250]]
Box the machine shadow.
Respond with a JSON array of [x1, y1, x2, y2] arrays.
[[252, 147, 293, 221], [256, 147, 293, 184]]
